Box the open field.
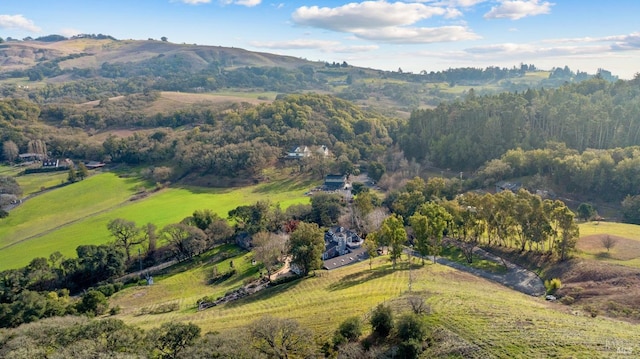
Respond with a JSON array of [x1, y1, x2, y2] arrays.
[[14, 171, 71, 196], [577, 222, 640, 268], [0, 172, 314, 270], [110, 252, 640, 357]]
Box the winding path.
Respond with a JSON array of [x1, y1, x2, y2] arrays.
[[407, 245, 546, 297]]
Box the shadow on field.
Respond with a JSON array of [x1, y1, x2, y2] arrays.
[[252, 178, 316, 194], [223, 277, 305, 308], [327, 265, 397, 291]]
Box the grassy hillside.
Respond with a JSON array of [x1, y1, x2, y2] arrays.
[[577, 221, 640, 268], [110, 252, 640, 358], [0, 172, 314, 270]]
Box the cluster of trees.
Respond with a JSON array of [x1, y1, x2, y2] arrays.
[[400, 76, 640, 170], [476, 144, 640, 202], [368, 177, 579, 265], [0, 298, 435, 358]]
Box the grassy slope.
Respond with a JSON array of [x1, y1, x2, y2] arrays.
[[110, 254, 640, 358], [0, 173, 314, 270], [577, 221, 640, 268]]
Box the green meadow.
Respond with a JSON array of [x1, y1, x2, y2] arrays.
[[110, 251, 640, 358], [0, 172, 313, 270]]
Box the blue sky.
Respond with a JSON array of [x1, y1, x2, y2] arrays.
[[1, 0, 639, 78]]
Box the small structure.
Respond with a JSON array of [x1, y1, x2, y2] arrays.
[[324, 174, 347, 190], [495, 181, 522, 193], [286, 145, 311, 159], [18, 153, 45, 162], [316, 145, 330, 157], [42, 158, 72, 169], [322, 226, 363, 261], [85, 161, 106, 169]]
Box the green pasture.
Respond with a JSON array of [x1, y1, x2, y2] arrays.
[[15, 171, 71, 196], [111, 252, 640, 357], [578, 221, 640, 240], [577, 221, 640, 268], [0, 173, 313, 270], [0, 172, 143, 250]]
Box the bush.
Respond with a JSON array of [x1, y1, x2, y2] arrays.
[[335, 316, 362, 344], [0, 209, 8, 218], [77, 290, 108, 316], [370, 303, 393, 338], [560, 295, 575, 305], [109, 305, 121, 315], [398, 339, 423, 359], [544, 278, 562, 295], [396, 313, 427, 342]]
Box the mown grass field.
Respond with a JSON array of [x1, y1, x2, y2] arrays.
[[110, 250, 640, 358], [0, 172, 313, 270], [577, 221, 640, 268]]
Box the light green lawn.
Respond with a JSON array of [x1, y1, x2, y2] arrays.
[[111, 253, 640, 357], [0, 173, 313, 270], [579, 221, 640, 240], [15, 171, 71, 196], [577, 221, 640, 268]]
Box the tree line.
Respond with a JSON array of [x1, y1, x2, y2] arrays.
[[400, 76, 640, 170]]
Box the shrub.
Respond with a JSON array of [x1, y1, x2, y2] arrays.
[[109, 305, 121, 315], [560, 295, 575, 305], [396, 313, 427, 342], [336, 316, 362, 343], [77, 290, 108, 316], [370, 304, 394, 338], [544, 278, 562, 295]]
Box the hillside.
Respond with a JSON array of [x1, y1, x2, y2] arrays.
[[0, 37, 615, 111]]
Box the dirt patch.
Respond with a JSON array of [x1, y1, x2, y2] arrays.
[[577, 234, 640, 261], [552, 259, 640, 322]]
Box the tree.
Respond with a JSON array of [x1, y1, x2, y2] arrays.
[[310, 193, 343, 227], [162, 223, 207, 260], [621, 195, 640, 224], [77, 290, 108, 316], [334, 316, 362, 346], [601, 235, 618, 253], [396, 312, 427, 342], [364, 235, 378, 270], [249, 315, 315, 359], [288, 221, 324, 276], [151, 322, 200, 359], [370, 303, 393, 338], [409, 213, 429, 264], [577, 203, 595, 221], [107, 218, 143, 262], [2, 140, 19, 162], [416, 202, 451, 263], [253, 232, 287, 277], [555, 206, 579, 261], [160, 36, 168, 42], [379, 214, 406, 269], [67, 166, 77, 183], [76, 162, 89, 180]]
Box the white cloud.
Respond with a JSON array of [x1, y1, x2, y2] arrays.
[[60, 28, 82, 37], [250, 38, 378, 53], [484, 0, 553, 20], [252, 39, 340, 50], [354, 25, 480, 44], [179, 0, 211, 4], [0, 14, 41, 32], [292, 1, 455, 32], [290, 1, 476, 45], [219, 0, 261, 6]]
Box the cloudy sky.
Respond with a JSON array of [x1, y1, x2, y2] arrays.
[[1, 0, 639, 78]]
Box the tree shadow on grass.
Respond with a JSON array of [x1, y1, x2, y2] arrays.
[[221, 277, 305, 309], [327, 265, 398, 291], [595, 251, 612, 259]]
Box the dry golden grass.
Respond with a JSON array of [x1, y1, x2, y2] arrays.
[[578, 234, 640, 261]]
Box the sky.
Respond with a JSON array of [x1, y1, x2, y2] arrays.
[[1, 0, 639, 79]]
